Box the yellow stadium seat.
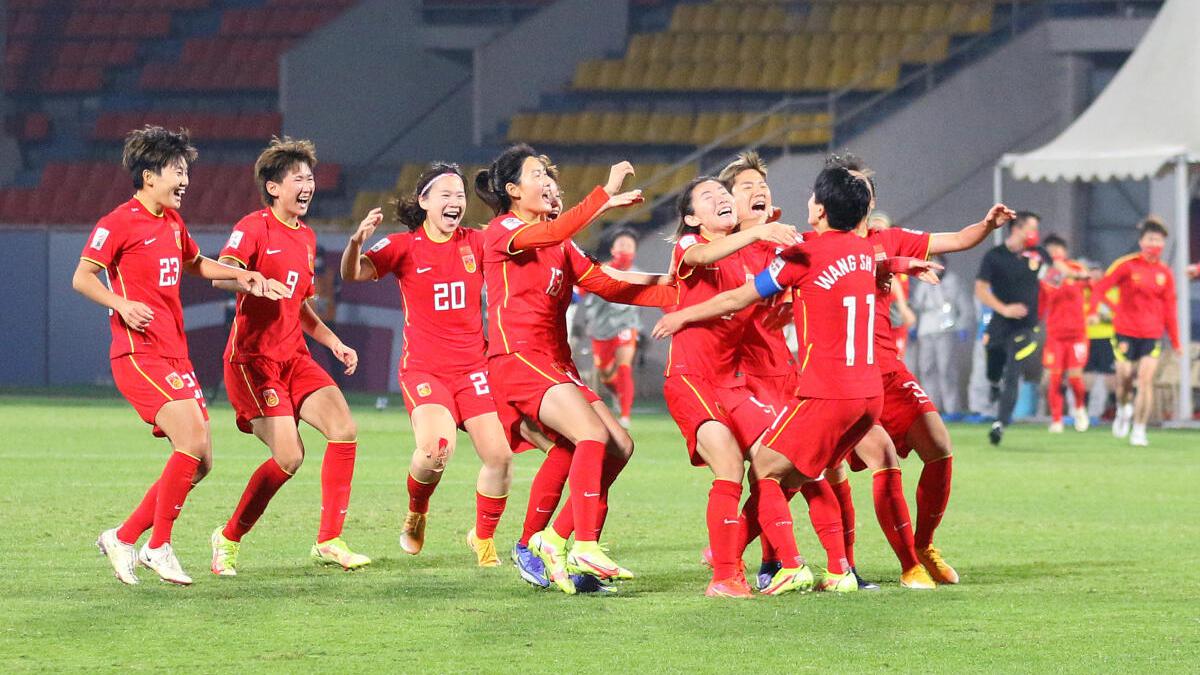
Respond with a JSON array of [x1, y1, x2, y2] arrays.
[[924, 3, 950, 32], [676, 35, 708, 64], [874, 3, 902, 33], [830, 4, 854, 32], [686, 63, 712, 91], [572, 60, 600, 90], [755, 59, 787, 92], [756, 113, 790, 148], [576, 111, 603, 144], [804, 61, 832, 91], [670, 4, 696, 32], [711, 33, 739, 58], [647, 33, 674, 63], [665, 113, 695, 144], [596, 112, 625, 142], [620, 111, 652, 144], [853, 33, 883, 63], [806, 33, 834, 61], [643, 113, 673, 146], [712, 61, 741, 91], [662, 61, 694, 91], [805, 3, 834, 32], [780, 60, 806, 91], [877, 32, 904, 59], [615, 61, 641, 90], [760, 34, 788, 62], [692, 113, 722, 145], [852, 4, 878, 32], [395, 163, 424, 191], [593, 60, 623, 90], [898, 4, 925, 32], [639, 61, 672, 90], [506, 113, 534, 143]]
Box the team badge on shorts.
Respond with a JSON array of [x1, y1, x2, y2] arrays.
[[1118, 341, 1130, 355], [263, 388, 280, 407], [166, 372, 185, 390], [417, 383, 432, 397]]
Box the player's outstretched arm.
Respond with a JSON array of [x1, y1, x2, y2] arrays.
[[681, 222, 798, 267], [652, 280, 762, 339], [301, 301, 358, 374], [186, 255, 284, 300], [577, 266, 676, 307], [72, 259, 154, 332], [210, 256, 290, 297], [511, 187, 642, 253], [341, 208, 383, 282], [929, 203, 1016, 255], [599, 265, 673, 286]]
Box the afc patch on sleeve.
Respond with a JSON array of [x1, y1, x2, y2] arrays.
[[90, 227, 110, 250], [226, 230, 244, 249], [768, 255, 786, 281], [369, 238, 390, 253], [678, 234, 699, 249], [501, 217, 524, 231], [902, 227, 926, 236]]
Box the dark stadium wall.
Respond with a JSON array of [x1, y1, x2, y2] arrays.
[[280, 0, 471, 166], [0, 0, 19, 186]]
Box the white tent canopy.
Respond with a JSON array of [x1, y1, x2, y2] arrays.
[[996, 0, 1195, 423]]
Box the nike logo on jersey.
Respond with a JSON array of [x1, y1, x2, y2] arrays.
[[143, 238, 156, 245], [416, 267, 433, 274], [583, 491, 600, 498], [723, 519, 739, 525], [266, 249, 282, 255]]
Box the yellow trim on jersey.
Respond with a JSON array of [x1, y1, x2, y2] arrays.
[[127, 355, 172, 401], [173, 449, 202, 461], [505, 217, 539, 256], [79, 255, 107, 269], [577, 263, 597, 283], [268, 206, 302, 230], [1105, 253, 1139, 277], [679, 376, 716, 418], [219, 254, 249, 269], [477, 490, 509, 499], [514, 353, 561, 384], [238, 364, 265, 417], [767, 399, 809, 446], [228, 295, 245, 360], [871, 467, 902, 477], [133, 194, 165, 218], [422, 220, 453, 243], [497, 260, 512, 352]]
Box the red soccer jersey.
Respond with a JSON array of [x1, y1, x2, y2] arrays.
[[483, 187, 608, 359], [737, 240, 796, 377], [868, 227, 931, 374], [1093, 253, 1180, 348], [367, 225, 487, 373], [757, 230, 883, 399], [1039, 260, 1089, 341], [80, 198, 201, 359], [220, 209, 316, 364], [664, 232, 755, 387]]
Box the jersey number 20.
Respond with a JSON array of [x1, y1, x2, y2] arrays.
[[434, 281, 466, 310]]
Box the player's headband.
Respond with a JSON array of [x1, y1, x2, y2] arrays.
[[419, 172, 461, 198]]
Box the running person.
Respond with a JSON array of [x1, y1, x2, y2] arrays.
[[1039, 234, 1093, 433], [76, 126, 278, 585], [583, 228, 643, 428], [1093, 217, 1181, 446], [340, 163, 514, 568], [209, 138, 370, 575], [476, 145, 674, 593]]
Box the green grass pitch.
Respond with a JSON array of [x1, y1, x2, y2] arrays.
[[0, 392, 1196, 672]]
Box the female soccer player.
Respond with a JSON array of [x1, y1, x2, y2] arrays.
[[476, 144, 673, 593], [1039, 234, 1093, 433], [209, 137, 370, 575], [583, 229, 643, 428], [340, 162, 515, 568], [76, 126, 278, 585]]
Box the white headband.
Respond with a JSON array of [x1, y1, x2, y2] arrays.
[[419, 172, 460, 198]]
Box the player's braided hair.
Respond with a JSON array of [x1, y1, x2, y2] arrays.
[[394, 162, 465, 231], [122, 125, 197, 190], [474, 143, 538, 216]]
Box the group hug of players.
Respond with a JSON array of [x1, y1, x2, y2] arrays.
[[78, 124, 1095, 597]]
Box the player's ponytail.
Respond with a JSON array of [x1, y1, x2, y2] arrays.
[[475, 143, 538, 216], [395, 162, 464, 231], [672, 175, 717, 242]]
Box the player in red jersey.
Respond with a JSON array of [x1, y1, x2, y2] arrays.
[[75, 126, 278, 585], [476, 145, 675, 593], [340, 163, 515, 569], [657, 163, 942, 595], [1039, 234, 1093, 433], [662, 175, 798, 597], [1093, 217, 1181, 446], [208, 138, 370, 574]]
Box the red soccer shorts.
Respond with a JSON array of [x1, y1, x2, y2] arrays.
[[664, 375, 777, 466], [592, 329, 638, 372], [112, 354, 209, 437], [489, 350, 601, 450], [225, 354, 335, 433], [868, 365, 940, 463], [763, 395, 883, 479], [744, 370, 799, 411], [1043, 337, 1089, 372], [400, 367, 496, 428]]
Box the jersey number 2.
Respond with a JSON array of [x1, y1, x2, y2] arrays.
[[842, 294, 876, 366]]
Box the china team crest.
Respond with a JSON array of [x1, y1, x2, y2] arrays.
[[263, 388, 280, 407], [166, 372, 185, 390], [460, 246, 476, 273], [417, 383, 432, 397]]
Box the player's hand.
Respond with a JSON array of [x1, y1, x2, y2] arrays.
[[1188, 263, 1200, 279], [264, 278, 291, 299], [762, 301, 793, 331], [901, 258, 944, 285], [238, 271, 274, 298], [604, 161, 636, 195], [767, 206, 783, 223], [652, 311, 688, 339], [118, 300, 154, 332], [604, 189, 644, 211], [331, 341, 358, 375], [984, 203, 1016, 230], [756, 221, 800, 246], [352, 208, 384, 245], [1000, 302, 1028, 319]]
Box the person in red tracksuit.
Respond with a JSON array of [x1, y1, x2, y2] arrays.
[[1039, 234, 1093, 433]]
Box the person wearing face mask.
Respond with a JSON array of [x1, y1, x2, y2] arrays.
[[1038, 235, 1093, 434], [583, 229, 643, 429], [975, 211, 1051, 445], [1092, 217, 1181, 447]]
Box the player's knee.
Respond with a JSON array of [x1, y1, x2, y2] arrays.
[[608, 428, 634, 459], [326, 414, 357, 442]]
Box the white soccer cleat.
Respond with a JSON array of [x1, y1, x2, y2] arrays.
[[1073, 408, 1090, 432], [139, 542, 193, 585], [1112, 404, 1133, 438], [619, 416, 631, 429], [1129, 424, 1149, 447], [96, 528, 139, 585], [1048, 421, 1064, 433]]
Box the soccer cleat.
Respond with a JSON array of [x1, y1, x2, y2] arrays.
[[917, 545, 960, 585], [96, 528, 139, 585], [1113, 404, 1133, 438], [760, 565, 814, 596], [706, 573, 753, 598], [599, 543, 635, 580], [1073, 407, 1090, 432], [511, 542, 550, 589], [1048, 421, 1064, 433], [566, 540, 622, 580], [311, 537, 371, 570], [900, 564, 937, 590], [1129, 425, 1149, 447], [816, 568, 858, 593], [757, 560, 782, 591], [138, 542, 192, 586], [399, 511, 427, 555], [851, 567, 880, 591], [618, 416, 631, 429], [988, 421, 1004, 446], [210, 527, 240, 577], [528, 530, 574, 594], [700, 546, 714, 569], [572, 574, 619, 594], [466, 528, 501, 567]]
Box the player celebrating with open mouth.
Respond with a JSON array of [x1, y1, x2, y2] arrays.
[[209, 137, 369, 575], [340, 163, 515, 568], [77, 126, 280, 586]]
